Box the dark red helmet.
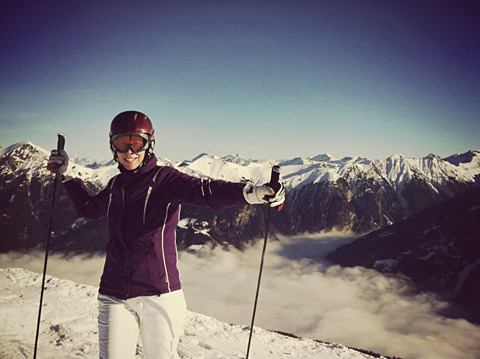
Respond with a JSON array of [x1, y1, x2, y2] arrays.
[[110, 111, 154, 136], [109, 111, 156, 163]]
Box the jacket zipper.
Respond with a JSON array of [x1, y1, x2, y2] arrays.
[[106, 176, 117, 221], [121, 183, 130, 298], [143, 168, 162, 225]]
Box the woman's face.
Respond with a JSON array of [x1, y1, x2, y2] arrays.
[[117, 149, 145, 171]]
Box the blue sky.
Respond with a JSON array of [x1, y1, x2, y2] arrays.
[[1, 0, 479, 161]]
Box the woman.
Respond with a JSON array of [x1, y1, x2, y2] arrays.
[[47, 111, 285, 359]]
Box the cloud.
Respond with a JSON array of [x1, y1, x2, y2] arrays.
[[2, 232, 480, 359], [0, 251, 105, 287], [178, 233, 480, 359]]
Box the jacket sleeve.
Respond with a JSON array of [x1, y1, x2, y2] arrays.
[[63, 178, 110, 219], [159, 167, 248, 208]]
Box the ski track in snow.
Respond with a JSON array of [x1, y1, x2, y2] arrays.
[[0, 268, 377, 359]]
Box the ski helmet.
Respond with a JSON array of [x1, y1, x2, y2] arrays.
[[109, 111, 155, 163]]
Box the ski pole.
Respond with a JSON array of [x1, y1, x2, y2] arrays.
[[246, 165, 281, 359], [34, 133, 65, 359]]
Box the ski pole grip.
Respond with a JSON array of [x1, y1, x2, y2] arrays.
[[269, 165, 281, 193], [57, 133, 65, 151]]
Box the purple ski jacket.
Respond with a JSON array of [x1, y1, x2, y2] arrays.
[[64, 155, 248, 299]]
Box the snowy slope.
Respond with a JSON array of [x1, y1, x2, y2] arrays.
[[0, 268, 382, 359]]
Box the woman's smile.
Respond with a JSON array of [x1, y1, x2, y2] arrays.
[[117, 150, 145, 171]]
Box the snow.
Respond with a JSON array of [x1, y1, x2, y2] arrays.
[[71, 156, 115, 169], [373, 259, 398, 272], [0, 142, 50, 182], [2, 141, 479, 207], [452, 259, 480, 296], [377, 230, 394, 238], [171, 150, 478, 198], [178, 218, 212, 237], [0, 141, 49, 158], [0, 268, 379, 359], [0, 141, 119, 189], [444, 150, 480, 183]]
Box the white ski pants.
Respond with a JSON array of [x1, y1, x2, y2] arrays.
[[98, 290, 187, 359]]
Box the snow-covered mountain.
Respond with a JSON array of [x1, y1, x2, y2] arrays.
[[70, 155, 116, 169], [0, 267, 389, 359], [0, 141, 479, 252]]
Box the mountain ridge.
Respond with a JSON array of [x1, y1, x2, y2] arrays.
[[1, 141, 479, 253]]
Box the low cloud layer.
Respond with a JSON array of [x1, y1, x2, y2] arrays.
[[0, 251, 105, 287], [2, 232, 480, 359]]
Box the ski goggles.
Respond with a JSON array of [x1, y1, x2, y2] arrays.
[[110, 133, 151, 153]]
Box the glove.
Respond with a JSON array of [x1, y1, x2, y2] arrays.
[[47, 149, 72, 181], [243, 182, 285, 207]]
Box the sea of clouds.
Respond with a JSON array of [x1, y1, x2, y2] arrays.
[[2, 232, 480, 359]]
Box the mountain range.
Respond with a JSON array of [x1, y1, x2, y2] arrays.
[[1, 141, 478, 251], [1, 141, 479, 321]]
